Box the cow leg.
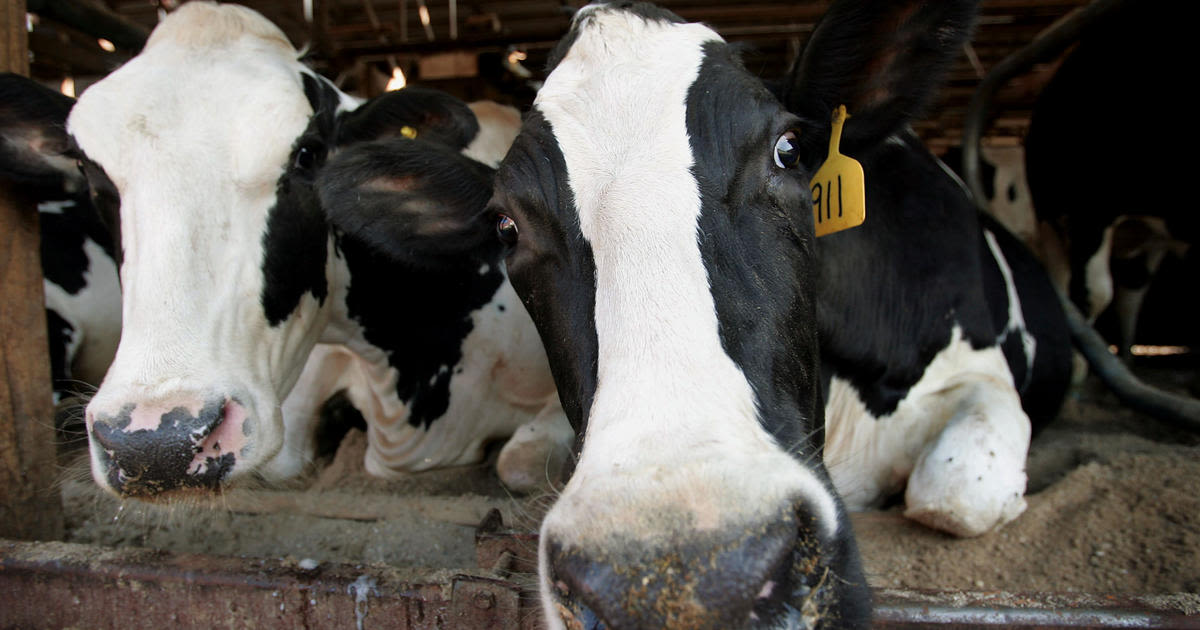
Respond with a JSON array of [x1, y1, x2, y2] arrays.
[[1081, 224, 1116, 322], [495, 396, 574, 494], [903, 375, 1031, 537]]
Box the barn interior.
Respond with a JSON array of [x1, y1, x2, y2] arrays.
[[2, 1, 1199, 628], [28, 0, 1091, 151]]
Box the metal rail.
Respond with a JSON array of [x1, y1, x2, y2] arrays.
[[5, 535, 1198, 629]]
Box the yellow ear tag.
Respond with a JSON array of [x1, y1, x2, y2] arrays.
[[400, 125, 418, 139], [811, 105, 865, 237]]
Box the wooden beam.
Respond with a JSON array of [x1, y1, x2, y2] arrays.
[[0, 0, 64, 542], [26, 0, 149, 52], [29, 29, 126, 76]]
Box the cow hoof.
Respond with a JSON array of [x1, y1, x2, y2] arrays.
[[905, 492, 1026, 538], [903, 411, 1029, 537], [496, 420, 573, 495]]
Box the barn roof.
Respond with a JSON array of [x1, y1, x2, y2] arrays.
[[27, 0, 1095, 152]]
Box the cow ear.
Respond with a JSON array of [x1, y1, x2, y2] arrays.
[[336, 86, 481, 151], [317, 138, 497, 268], [0, 73, 82, 190], [780, 0, 978, 158]]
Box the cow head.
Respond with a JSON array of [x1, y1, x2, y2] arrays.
[[66, 2, 486, 498], [484, 0, 978, 627]]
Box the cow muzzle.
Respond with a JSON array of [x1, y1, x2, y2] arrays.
[[87, 397, 251, 498], [544, 504, 856, 630]]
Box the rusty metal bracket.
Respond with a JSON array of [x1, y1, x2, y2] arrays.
[[474, 508, 539, 576]]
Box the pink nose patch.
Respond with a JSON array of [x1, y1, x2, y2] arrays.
[[188, 400, 248, 476]]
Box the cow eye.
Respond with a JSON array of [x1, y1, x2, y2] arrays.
[[294, 144, 321, 171], [496, 214, 518, 246], [773, 131, 801, 169]]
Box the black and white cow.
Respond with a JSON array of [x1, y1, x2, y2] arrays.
[[8, 2, 573, 499], [1025, 0, 1193, 357], [330, 0, 1074, 626], [0, 74, 121, 406]]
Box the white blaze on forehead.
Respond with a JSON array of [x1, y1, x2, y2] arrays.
[[67, 7, 315, 369], [69, 2, 336, 451], [536, 8, 838, 537]]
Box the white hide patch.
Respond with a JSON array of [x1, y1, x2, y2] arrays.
[[983, 228, 1037, 387], [463, 101, 522, 168], [42, 237, 122, 388], [824, 326, 1031, 537], [1084, 225, 1116, 320], [535, 4, 839, 567]]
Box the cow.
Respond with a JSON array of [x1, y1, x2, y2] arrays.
[[0, 74, 122, 409], [329, 0, 1074, 626], [4, 2, 574, 499], [1027, 0, 1195, 357], [1024, 0, 1193, 359]]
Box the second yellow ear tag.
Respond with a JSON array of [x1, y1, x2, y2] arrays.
[[400, 125, 418, 139], [811, 105, 865, 237]]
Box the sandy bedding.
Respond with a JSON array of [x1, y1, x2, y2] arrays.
[[58, 362, 1200, 597]]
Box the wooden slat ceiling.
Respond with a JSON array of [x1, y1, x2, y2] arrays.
[[29, 0, 1095, 152]]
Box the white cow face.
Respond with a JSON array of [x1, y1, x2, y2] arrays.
[[69, 3, 477, 498], [490, 5, 869, 629]]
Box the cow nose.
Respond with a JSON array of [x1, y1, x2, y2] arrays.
[[89, 398, 245, 497], [546, 510, 802, 630]]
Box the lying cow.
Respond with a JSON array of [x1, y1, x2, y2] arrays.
[[0, 75, 121, 406], [4, 2, 573, 499], [333, 0, 1072, 625]]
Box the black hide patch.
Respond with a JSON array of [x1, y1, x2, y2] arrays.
[[259, 73, 337, 326], [45, 308, 74, 390], [493, 110, 599, 437], [686, 41, 826, 455], [814, 134, 999, 418], [39, 197, 117, 294], [337, 232, 503, 429]]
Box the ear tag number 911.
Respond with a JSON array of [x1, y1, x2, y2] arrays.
[[811, 105, 865, 237]]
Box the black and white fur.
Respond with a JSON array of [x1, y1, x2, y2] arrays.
[[446, 0, 1065, 627], [7, 3, 571, 499]]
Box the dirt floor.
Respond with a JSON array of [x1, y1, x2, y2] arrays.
[[58, 360, 1200, 597]]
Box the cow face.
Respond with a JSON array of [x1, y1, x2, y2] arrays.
[[68, 3, 481, 498], [490, 5, 869, 628]]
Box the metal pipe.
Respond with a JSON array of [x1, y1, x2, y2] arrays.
[[961, 0, 1130, 208]]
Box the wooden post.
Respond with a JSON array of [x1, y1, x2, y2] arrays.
[[0, 0, 64, 541]]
